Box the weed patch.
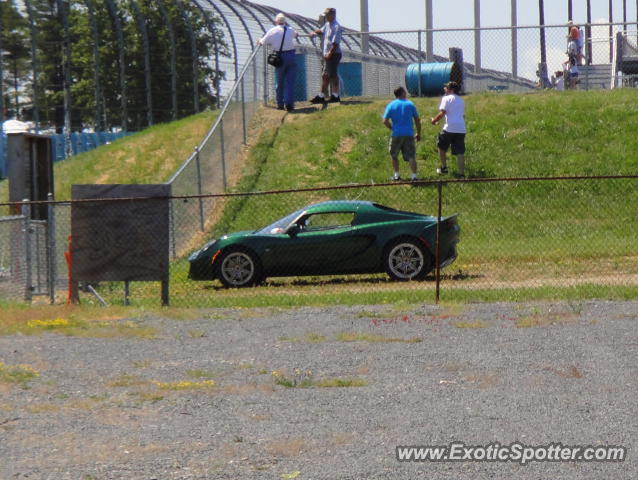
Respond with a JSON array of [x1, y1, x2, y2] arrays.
[[153, 380, 216, 390], [0, 361, 40, 388], [335, 332, 422, 343], [454, 320, 487, 328], [271, 369, 367, 388]]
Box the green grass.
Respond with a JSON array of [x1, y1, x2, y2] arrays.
[[0, 361, 40, 387], [271, 369, 367, 388], [0, 111, 217, 202], [2, 90, 637, 308]]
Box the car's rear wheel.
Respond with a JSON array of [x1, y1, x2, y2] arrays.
[[384, 238, 432, 281], [218, 247, 263, 288]]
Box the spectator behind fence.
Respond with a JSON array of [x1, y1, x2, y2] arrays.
[[553, 70, 565, 91], [259, 13, 299, 112], [309, 8, 342, 105], [431, 81, 466, 178], [568, 21, 585, 65], [383, 86, 421, 181], [564, 37, 579, 89]]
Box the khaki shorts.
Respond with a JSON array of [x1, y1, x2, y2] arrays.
[[389, 136, 416, 161], [322, 53, 342, 78]]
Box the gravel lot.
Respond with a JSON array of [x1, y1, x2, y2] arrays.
[[1, 300, 636, 479]]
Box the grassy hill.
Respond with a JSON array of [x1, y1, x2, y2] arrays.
[[206, 89, 637, 303], [2, 90, 637, 305], [2, 90, 635, 199], [0, 111, 217, 202], [217, 88, 637, 236]]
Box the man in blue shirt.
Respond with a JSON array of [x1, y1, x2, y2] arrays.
[[383, 86, 422, 181], [310, 8, 342, 104]]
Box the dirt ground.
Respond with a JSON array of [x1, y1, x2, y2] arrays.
[[1, 300, 636, 479]]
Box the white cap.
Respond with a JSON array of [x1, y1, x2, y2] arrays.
[[275, 13, 286, 24]]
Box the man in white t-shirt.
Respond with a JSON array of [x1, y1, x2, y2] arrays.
[[259, 13, 299, 111], [431, 81, 466, 177]]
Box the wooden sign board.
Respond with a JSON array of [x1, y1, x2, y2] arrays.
[[71, 184, 170, 304]]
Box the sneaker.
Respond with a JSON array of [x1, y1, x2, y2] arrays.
[[410, 175, 418, 181], [454, 173, 466, 179], [328, 95, 341, 103], [436, 166, 448, 175], [310, 95, 326, 104], [390, 174, 401, 181]]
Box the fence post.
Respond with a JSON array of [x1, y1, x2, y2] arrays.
[[195, 146, 205, 231], [220, 119, 227, 190], [22, 200, 32, 303], [435, 182, 443, 304], [47, 193, 57, 304], [241, 75, 247, 145], [417, 30, 423, 97], [263, 47, 269, 105], [169, 199, 176, 260], [425, 0, 434, 62]]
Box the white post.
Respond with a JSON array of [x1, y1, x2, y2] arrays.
[[511, 0, 518, 78], [474, 0, 481, 73], [360, 0, 369, 55], [425, 0, 434, 62]]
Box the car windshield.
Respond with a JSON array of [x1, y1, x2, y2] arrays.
[[256, 208, 305, 234]]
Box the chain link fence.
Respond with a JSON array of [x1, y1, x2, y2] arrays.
[[258, 23, 638, 104], [1, 176, 636, 306]]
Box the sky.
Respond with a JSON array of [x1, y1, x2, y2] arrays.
[[254, 1, 637, 31], [253, 1, 636, 79]]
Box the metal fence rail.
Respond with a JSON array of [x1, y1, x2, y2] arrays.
[[1, 176, 636, 305], [166, 45, 265, 257]]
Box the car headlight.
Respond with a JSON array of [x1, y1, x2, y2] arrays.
[[188, 239, 217, 261]]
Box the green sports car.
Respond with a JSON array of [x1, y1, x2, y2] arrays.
[[188, 200, 460, 287]]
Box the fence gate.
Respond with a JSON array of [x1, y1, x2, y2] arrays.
[[0, 206, 55, 303]]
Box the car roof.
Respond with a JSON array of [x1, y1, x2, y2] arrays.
[[303, 200, 378, 214]]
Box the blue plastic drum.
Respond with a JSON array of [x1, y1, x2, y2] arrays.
[[405, 62, 462, 96]]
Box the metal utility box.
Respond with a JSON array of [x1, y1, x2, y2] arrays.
[[7, 132, 54, 219]]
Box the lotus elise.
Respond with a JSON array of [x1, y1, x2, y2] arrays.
[[188, 201, 460, 287]]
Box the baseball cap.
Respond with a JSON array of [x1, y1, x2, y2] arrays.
[[324, 8, 336, 14]]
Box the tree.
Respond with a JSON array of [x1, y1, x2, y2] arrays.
[[4, 0, 229, 131], [0, 0, 30, 119]]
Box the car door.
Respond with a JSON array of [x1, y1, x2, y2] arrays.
[[262, 212, 374, 275]]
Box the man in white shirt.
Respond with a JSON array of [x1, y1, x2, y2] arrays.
[[259, 13, 299, 111], [431, 81, 466, 178]]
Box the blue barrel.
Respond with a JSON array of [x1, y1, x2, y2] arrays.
[[405, 62, 462, 96]]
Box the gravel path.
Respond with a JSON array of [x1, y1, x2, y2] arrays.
[[1, 300, 636, 479]]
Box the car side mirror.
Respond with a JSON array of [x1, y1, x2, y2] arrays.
[[286, 224, 300, 237]]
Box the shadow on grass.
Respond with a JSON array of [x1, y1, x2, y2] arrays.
[[200, 270, 484, 291]]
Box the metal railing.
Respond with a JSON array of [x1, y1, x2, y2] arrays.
[[165, 44, 265, 258]]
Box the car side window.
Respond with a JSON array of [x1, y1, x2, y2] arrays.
[[300, 212, 355, 232]]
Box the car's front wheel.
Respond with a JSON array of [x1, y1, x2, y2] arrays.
[[384, 239, 432, 281], [217, 247, 263, 288]]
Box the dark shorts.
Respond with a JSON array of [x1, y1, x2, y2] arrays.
[[389, 136, 416, 161], [322, 53, 342, 78], [437, 131, 466, 155]]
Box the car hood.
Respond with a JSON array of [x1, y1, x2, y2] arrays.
[[188, 230, 255, 261]]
